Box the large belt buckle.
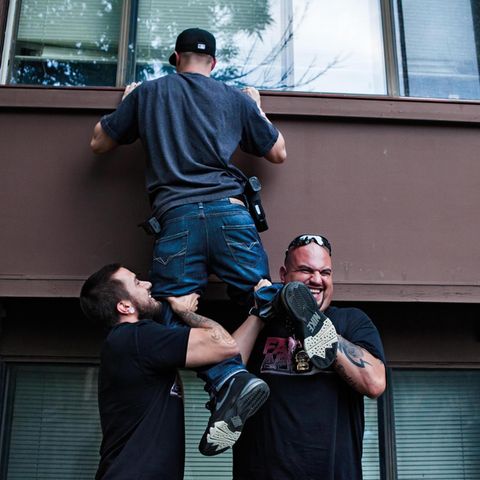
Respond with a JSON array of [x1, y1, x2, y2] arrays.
[[294, 348, 311, 373]]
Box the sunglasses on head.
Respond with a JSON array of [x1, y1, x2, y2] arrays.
[[285, 234, 332, 257]]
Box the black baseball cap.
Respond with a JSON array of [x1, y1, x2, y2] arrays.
[[169, 28, 216, 66]]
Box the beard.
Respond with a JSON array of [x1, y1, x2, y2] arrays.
[[134, 298, 163, 320]]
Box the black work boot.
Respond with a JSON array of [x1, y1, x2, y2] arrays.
[[279, 281, 338, 369], [199, 371, 270, 456]]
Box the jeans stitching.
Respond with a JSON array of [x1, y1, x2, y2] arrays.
[[153, 231, 188, 273], [222, 225, 261, 267]]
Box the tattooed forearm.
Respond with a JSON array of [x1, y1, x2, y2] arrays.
[[177, 311, 236, 346], [177, 311, 210, 328], [338, 336, 371, 368], [334, 361, 359, 391]]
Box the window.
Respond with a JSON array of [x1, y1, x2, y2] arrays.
[[6, 365, 478, 480], [0, 365, 381, 479], [1, 364, 101, 480], [135, 0, 386, 94], [3, 0, 122, 85], [182, 370, 381, 479], [393, 0, 480, 99], [363, 396, 381, 480], [1, 0, 386, 93], [391, 369, 480, 480], [3, 0, 480, 99]]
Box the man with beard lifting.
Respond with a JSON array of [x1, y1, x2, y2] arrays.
[[80, 264, 269, 479]]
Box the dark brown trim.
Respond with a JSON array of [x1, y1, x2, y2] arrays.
[[0, 356, 99, 363], [1, 276, 479, 302], [2, 85, 480, 124], [0, 85, 123, 110], [332, 283, 480, 303]]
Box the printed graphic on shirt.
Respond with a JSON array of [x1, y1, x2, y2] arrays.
[[170, 374, 183, 398], [260, 336, 326, 376]]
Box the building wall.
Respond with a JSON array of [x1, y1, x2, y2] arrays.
[[1, 88, 480, 302], [1, 87, 479, 480]]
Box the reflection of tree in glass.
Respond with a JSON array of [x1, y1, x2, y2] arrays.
[[137, 0, 340, 90], [136, 0, 273, 81], [11, 0, 121, 86], [11, 59, 117, 86], [214, 1, 342, 90]]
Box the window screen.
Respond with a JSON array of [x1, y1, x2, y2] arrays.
[[3, 364, 101, 480], [2, 364, 381, 478], [394, 0, 480, 99], [8, 0, 121, 85], [391, 369, 480, 480], [181, 370, 381, 479], [363, 396, 380, 480], [182, 370, 233, 479]]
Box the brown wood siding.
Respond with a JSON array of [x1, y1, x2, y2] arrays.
[[1, 87, 480, 301]]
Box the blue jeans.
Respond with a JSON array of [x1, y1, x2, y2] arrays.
[[151, 198, 270, 301], [151, 198, 271, 390]]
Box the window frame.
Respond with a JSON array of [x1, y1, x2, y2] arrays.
[[0, 361, 10, 480]]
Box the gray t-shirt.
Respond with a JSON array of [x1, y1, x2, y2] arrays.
[[101, 73, 279, 216]]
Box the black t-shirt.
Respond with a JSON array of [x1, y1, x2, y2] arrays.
[[96, 319, 190, 480], [232, 306, 385, 480], [101, 72, 279, 217]]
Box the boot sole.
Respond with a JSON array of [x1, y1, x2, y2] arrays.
[[281, 282, 338, 369], [199, 379, 270, 456]]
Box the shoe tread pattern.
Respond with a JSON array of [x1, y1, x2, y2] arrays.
[[281, 282, 338, 369], [199, 377, 270, 456]]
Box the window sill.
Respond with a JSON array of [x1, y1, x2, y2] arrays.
[[1, 85, 480, 124]]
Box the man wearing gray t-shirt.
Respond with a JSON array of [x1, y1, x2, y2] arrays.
[[90, 28, 286, 456]]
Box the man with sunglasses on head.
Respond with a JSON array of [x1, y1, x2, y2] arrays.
[[232, 234, 387, 480]]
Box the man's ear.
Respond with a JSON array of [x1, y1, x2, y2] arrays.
[[174, 51, 180, 67], [117, 301, 134, 315], [279, 266, 287, 282], [210, 57, 217, 71]]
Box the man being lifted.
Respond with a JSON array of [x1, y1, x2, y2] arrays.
[[90, 28, 286, 455]]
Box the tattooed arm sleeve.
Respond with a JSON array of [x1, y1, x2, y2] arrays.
[[176, 310, 240, 368], [333, 335, 386, 398]]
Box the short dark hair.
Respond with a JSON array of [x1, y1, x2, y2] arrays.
[[79, 263, 129, 327], [178, 51, 214, 65]]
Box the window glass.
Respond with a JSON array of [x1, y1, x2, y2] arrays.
[[2, 365, 380, 478], [391, 370, 480, 479], [363, 396, 380, 480], [3, 0, 386, 93], [181, 370, 381, 479], [182, 370, 232, 479], [394, 0, 480, 99], [8, 0, 121, 86], [135, 0, 387, 94], [3, 365, 101, 480]]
